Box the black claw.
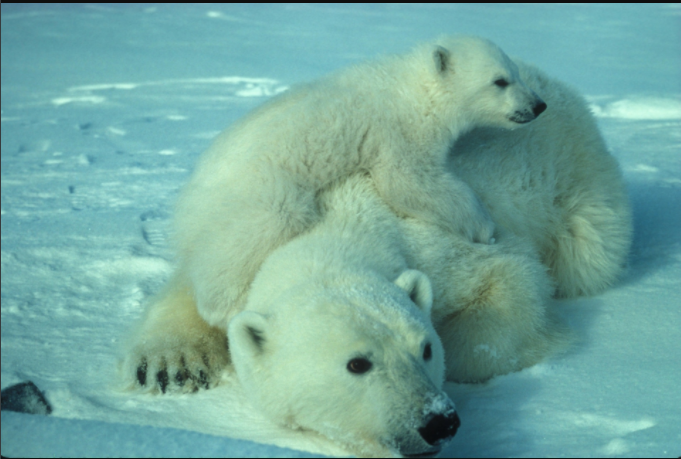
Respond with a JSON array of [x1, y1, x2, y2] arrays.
[[175, 357, 189, 386], [197, 370, 209, 389], [136, 360, 148, 386], [157, 369, 169, 394], [175, 369, 189, 386]]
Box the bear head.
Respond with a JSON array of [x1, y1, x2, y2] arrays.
[[422, 36, 547, 131], [228, 269, 459, 457]]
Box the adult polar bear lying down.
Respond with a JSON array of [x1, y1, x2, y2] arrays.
[[122, 41, 631, 457]]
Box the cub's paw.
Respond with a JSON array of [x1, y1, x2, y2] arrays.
[[469, 209, 496, 245], [434, 177, 496, 244], [453, 197, 496, 245], [122, 331, 229, 394]]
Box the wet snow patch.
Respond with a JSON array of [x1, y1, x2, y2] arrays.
[[591, 97, 681, 120]]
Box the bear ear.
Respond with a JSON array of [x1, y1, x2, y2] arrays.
[[433, 45, 452, 74], [228, 311, 269, 357], [394, 270, 433, 316]]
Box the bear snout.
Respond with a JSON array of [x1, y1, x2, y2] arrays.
[[533, 100, 547, 117], [509, 96, 547, 124], [418, 411, 461, 446]]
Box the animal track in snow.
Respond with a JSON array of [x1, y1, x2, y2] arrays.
[[140, 210, 170, 248]]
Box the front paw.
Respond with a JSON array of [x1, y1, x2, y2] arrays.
[[122, 333, 229, 394], [453, 197, 495, 244], [469, 209, 496, 244]]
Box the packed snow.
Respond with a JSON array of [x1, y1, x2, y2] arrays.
[[2, 4, 680, 458]]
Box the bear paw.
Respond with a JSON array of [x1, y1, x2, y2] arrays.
[[435, 177, 496, 244], [123, 332, 229, 394], [454, 197, 496, 245]]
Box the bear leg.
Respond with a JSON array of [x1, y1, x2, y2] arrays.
[[411, 228, 567, 383], [544, 183, 632, 298], [179, 173, 320, 328]]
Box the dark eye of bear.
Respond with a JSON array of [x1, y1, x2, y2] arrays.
[[347, 358, 372, 374], [494, 78, 509, 88], [423, 343, 432, 361]]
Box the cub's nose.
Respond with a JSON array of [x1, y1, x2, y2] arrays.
[[418, 411, 461, 446], [533, 100, 547, 116]]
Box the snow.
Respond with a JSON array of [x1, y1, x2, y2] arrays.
[[1, 410, 316, 458], [1, 3, 679, 458]]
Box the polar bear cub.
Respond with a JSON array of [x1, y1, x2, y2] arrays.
[[173, 36, 546, 328]]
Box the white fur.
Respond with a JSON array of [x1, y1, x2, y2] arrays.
[[229, 178, 456, 457], [449, 60, 632, 298], [121, 37, 631, 457], [172, 36, 546, 329]]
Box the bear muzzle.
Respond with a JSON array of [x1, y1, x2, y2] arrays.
[[532, 100, 548, 117], [418, 411, 461, 446], [509, 95, 547, 124], [397, 409, 460, 457]]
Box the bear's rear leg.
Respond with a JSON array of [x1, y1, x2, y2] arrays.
[[432, 234, 567, 383], [546, 189, 632, 298]]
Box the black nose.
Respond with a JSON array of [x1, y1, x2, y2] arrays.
[[418, 411, 461, 446], [533, 101, 547, 116]]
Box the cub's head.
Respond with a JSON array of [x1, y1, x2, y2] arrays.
[[423, 36, 546, 131], [228, 270, 459, 457]]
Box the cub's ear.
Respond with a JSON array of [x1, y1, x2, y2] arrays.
[[228, 311, 269, 358], [433, 45, 452, 74], [394, 270, 433, 316]]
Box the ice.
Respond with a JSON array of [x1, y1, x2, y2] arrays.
[[1, 411, 319, 458], [2, 3, 680, 458]]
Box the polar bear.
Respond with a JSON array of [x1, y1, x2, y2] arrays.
[[228, 180, 462, 457], [121, 38, 631, 458], [173, 36, 547, 329]]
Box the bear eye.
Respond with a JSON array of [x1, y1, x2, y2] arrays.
[[423, 343, 432, 361], [347, 358, 372, 374], [494, 78, 509, 88]]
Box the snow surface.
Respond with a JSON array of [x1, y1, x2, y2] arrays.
[[1, 3, 680, 458]]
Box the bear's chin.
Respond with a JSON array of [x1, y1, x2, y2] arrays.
[[399, 447, 443, 458], [402, 448, 442, 458], [507, 113, 536, 125], [390, 436, 448, 458]]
